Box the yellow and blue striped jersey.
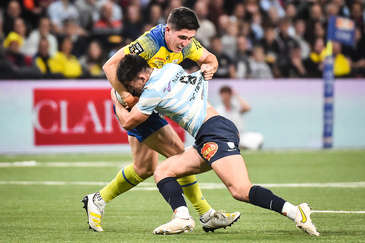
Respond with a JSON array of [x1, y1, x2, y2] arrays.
[[123, 24, 204, 68]]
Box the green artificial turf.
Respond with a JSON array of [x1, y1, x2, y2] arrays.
[[0, 149, 364, 242]]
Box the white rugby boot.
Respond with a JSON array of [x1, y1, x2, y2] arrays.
[[153, 214, 195, 235], [81, 193, 105, 232], [295, 203, 320, 236], [200, 210, 241, 233]]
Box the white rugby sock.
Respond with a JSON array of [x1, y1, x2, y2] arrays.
[[174, 206, 190, 219], [282, 202, 298, 221]]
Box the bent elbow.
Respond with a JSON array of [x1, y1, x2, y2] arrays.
[[102, 61, 110, 73], [122, 122, 136, 131], [122, 124, 132, 131]]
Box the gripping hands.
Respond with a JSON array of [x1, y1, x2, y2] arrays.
[[111, 89, 139, 108]]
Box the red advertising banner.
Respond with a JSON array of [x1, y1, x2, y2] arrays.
[[33, 88, 185, 146]]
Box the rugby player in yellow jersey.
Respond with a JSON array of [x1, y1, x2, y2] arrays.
[[81, 7, 241, 232]]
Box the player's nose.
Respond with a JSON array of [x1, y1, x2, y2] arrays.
[[182, 39, 189, 47]]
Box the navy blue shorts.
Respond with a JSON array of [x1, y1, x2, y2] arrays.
[[113, 105, 168, 143], [127, 112, 168, 142], [193, 116, 241, 165]]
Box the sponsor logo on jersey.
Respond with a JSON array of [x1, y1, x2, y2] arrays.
[[179, 75, 197, 85], [163, 81, 171, 92], [153, 57, 165, 68], [129, 42, 144, 54], [201, 142, 218, 161], [154, 60, 164, 68]]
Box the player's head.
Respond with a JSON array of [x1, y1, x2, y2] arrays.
[[165, 7, 200, 53], [167, 7, 200, 31], [116, 54, 152, 96]]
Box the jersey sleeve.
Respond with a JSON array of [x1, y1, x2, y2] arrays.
[[182, 38, 204, 62], [136, 88, 162, 115], [123, 34, 159, 61]]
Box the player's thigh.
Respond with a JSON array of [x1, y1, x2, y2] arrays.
[[211, 154, 252, 202], [143, 124, 185, 158], [154, 147, 211, 183], [128, 135, 159, 179]]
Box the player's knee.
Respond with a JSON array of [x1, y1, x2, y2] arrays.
[[228, 185, 251, 202], [153, 165, 164, 183], [153, 163, 172, 183], [133, 163, 156, 179]]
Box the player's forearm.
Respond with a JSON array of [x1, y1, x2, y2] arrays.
[[113, 98, 148, 131], [114, 103, 138, 131], [199, 53, 218, 80], [103, 48, 129, 96], [202, 53, 218, 73], [111, 88, 136, 130]]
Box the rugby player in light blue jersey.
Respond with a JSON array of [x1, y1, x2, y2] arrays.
[[82, 6, 240, 233], [111, 54, 320, 236]]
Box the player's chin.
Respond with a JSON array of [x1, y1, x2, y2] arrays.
[[175, 47, 183, 53]]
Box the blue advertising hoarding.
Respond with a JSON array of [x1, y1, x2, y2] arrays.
[[327, 16, 356, 47], [323, 16, 355, 148]]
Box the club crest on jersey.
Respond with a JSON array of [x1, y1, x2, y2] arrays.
[[129, 42, 144, 54], [201, 142, 218, 161], [227, 142, 235, 149], [227, 141, 237, 151]]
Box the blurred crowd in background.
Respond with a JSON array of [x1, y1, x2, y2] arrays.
[[0, 0, 364, 80]]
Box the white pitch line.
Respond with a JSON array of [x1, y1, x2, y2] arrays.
[[0, 161, 132, 167], [0, 181, 363, 214], [1, 181, 364, 214], [259, 182, 365, 188], [312, 210, 365, 214], [1, 181, 365, 188]]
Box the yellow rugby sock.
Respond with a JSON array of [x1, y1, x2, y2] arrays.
[[99, 164, 144, 203], [178, 175, 211, 215]]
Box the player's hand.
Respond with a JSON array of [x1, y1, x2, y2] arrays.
[[110, 88, 119, 104], [110, 89, 139, 109], [124, 93, 139, 108], [200, 64, 215, 81]]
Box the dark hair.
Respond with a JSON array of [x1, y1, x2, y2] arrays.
[[116, 54, 150, 84], [167, 7, 200, 31], [219, 85, 232, 94]]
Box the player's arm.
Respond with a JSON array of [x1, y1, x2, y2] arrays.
[[103, 48, 137, 106], [196, 47, 218, 81], [111, 89, 149, 130]]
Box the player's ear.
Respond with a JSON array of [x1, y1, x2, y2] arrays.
[[165, 25, 171, 33], [141, 75, 148, 84], [137, 74, 145, 83]]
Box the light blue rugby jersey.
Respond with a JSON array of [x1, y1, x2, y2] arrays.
[[137, 64, 207, 138]]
